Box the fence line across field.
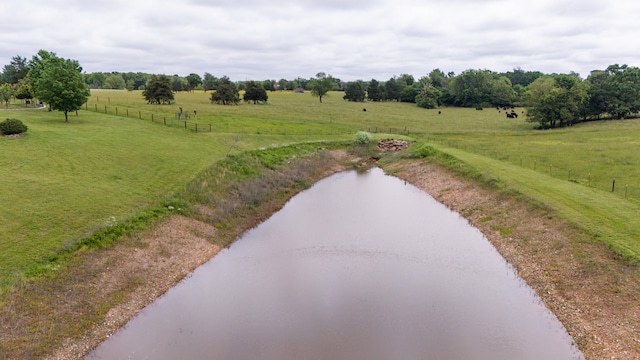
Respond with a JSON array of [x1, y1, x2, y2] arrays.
[[431, 137, 638, 202]]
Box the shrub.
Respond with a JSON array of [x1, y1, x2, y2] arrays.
[[0, 118, 28, 135], [354, 131, 373, 144]]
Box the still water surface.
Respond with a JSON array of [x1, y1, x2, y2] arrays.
[[88, 168, 583, 359]]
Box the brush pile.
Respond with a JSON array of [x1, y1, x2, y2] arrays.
[[377, 139, 411, 151]]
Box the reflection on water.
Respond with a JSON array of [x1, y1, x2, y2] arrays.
[[88, 168, 583, 360]]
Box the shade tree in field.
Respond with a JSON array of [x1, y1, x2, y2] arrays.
[[26, 50, 90, 122], [366, 79, 383, 102], [143, 75, 174, 104], [309, 72, 335, 103], [210, 76, 240, 105], [202, 72, 220, 92], [343, 81, 365, 102], [186, 73, 202, 92], [448, 69, 495, 107], [526, 74, 587, 128], [243, 81, 268, 104]]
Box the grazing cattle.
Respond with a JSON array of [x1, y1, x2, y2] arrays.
[[475, 107, 483, 110], [506, 113, 515, 118], [438, 111, 441, 114], [363, 108, 366, 112]]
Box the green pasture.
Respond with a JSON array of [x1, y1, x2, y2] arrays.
[[430, 119, 640, 199], [85, 90, 532, 135], [2, 89, 640, 286], [0, 102, 350, 284]]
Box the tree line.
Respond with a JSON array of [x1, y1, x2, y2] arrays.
[[3, 52, 639, 128]]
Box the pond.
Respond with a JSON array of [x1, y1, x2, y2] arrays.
[[88, 167, 583, 359]]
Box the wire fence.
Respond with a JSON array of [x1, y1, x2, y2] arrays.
[[84, 102, 211, 132], [430, 138, 639, 202], [83, 102, 413, 137]]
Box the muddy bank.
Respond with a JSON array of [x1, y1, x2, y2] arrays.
[[385, 160, 639, 360]]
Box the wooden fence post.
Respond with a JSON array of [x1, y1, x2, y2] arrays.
[[612, 179, 616, 192]]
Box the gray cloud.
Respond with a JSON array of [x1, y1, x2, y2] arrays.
[[1, 0, 639, 80]]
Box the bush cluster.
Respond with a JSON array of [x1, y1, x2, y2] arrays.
[[354, 131, 373, 144], [0, 118, 28, 135]]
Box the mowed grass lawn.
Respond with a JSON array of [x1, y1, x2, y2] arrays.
[[3, 89, 640, 284], [0, 104, 351, 284]]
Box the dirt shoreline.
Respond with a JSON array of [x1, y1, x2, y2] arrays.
[[387, 160, 639, 360], [33, 156, 640, 359]]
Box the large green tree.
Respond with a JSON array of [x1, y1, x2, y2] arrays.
[[527, 74, 587, 128], [308, 72, 334, 103], [448, 69, 494, 107], [243, 81, 268, 104], [143, 75, 174, 104], [383, 76, 403, 101], [185, 73, 202, 92], [601, 64, 640, 119], [343, 81, 365, 102], [210, 76, 239, 105], [27, 50, 90, 122], [367, 79, 383, 101]]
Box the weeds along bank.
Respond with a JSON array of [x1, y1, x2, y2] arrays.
[[0, 142, 362, 359]]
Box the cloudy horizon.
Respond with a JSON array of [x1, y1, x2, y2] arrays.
[[2, 0, 639, 81]]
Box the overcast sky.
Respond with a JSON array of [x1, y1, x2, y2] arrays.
[[2, 0, 639, 81]]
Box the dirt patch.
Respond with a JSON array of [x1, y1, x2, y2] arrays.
[[385, 159, 640, 360], [46, 216, 221, 360]]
